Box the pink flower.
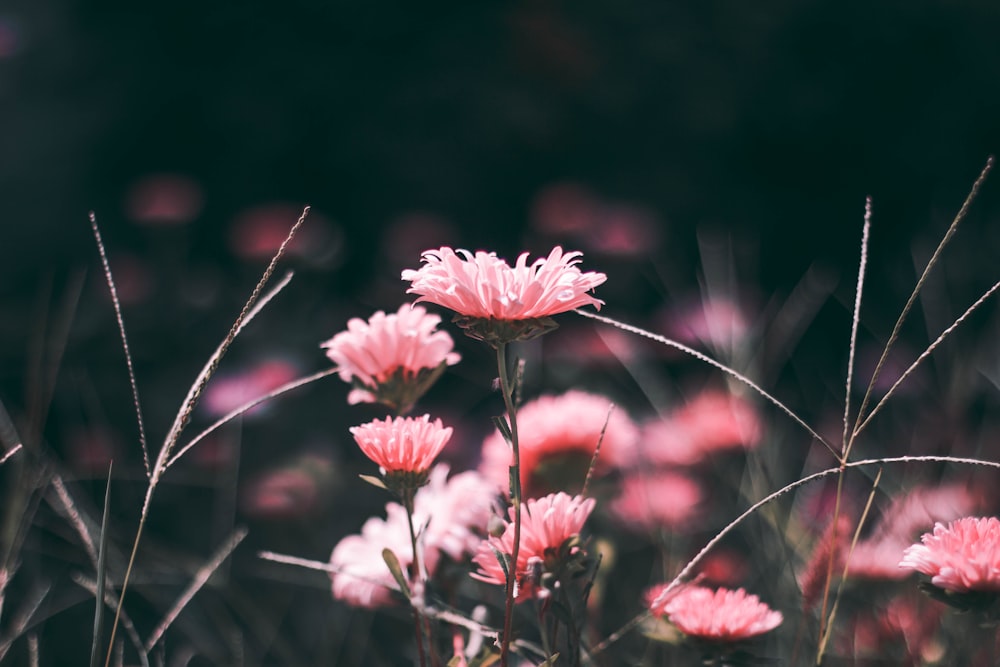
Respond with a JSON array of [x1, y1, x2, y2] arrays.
[[330, 464, 493, 608], [899, 517, 1000, 593], [471, 492, 596, 601], [478, 391, 639, 497], [610, 470, 702, 531], [321, 304, 460, 410], [401, 246, 606, 344], [350, 415, 453, 475], [647, 584, 783, 642]]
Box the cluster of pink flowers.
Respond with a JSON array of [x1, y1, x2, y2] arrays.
[[471, 492, 596, 601], [646, 583, 783, 642]]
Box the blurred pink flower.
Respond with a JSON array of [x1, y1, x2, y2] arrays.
[[471, 492, 596, 601], [330, 464, 493, 608], [201, 358, 299, 419], [640, 391, 762, 466], [479, 390, 639, 497], [124, 173, 203, 226], [899, 516, 1000, 593], [350, 415, 453, 475], [401, 246, 606, 344], [610, 470, 702, 531], [322, 303, 460, 411], [330, 505, 426, 608], [661, 297, 750, 351], [647, 584, 783, 642]]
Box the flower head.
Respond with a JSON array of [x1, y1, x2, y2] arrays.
[[321, 304, 460, 411], [899, 516, 1000, 593], [646, 584, 783, 642], [471, 492, 596, 601], [350, 414, 452, 481], [610, 470, 702, 531], [479, 391, 639, 497], [401, 246, 606, 345]]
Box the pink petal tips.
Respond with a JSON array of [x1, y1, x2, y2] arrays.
[[350, 414, 453, 476], [401, 246, 606, 345], [321, 303, 460, 411], [899, 516, 1000, 593], [646, 584, 783, 642]]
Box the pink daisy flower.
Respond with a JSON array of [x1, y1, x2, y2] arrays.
[[899, 516, 1000, 593], [401, 246, 606, 345], [478, 390, 639, 497], [350, 414, 453, 476], [471, 492, 596, 601], [646, 584, 783, 642], [321, 303, 460, 411]]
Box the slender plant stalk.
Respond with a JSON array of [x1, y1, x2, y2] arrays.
[[403, 496, 428, 667], [496, 342, 522, 667]]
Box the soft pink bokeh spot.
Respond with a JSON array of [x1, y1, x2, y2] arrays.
[[611, 470, 702, 531], [402, 246, 606, 321], [350, 414, 453, 474], [640, 390, 762, 466], [899, 516, 1000, 592], [201, 358, 299, 419], [471, 492, 596, 601], [646, 584, 783, 642], [124, 173, 203, 226]]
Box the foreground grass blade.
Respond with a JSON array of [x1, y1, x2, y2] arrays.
[[90, 461, 113, 667]]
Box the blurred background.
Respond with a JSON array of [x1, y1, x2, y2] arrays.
[[2, 1, 1000, 663]]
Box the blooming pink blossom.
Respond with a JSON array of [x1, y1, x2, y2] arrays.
[[330, 464, 493, 608], [322, 304, 460, 409], [401, 246, 606, 344], [610, 470, 702, 531], [478, 391, 639, 497], [646, 584, 783, 642], [899, 516, 1000, 593], [350, 414, 453, 475], [471, 492, 596, 601]]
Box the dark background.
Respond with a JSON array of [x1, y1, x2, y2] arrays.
[[2, 1, 1000, 664]]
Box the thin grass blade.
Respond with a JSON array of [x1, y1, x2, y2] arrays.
[[90, 461, 113, 667]]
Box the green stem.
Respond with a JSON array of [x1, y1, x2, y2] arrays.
[[496, 343, 522, 667], [403, 492, 429, 667]]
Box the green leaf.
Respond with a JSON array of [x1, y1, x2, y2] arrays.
[[90, 461, 113, 667], [382, 548, 411, 598], [538, 652, 560, 666]]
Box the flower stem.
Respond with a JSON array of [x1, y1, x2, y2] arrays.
[[496, 342, 522, 667], [403, 492, 429, 667]]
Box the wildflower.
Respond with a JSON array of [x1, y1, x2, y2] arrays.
[[330, 464, 493, 608], [647, 584, 783, 641], [401, 246, 606, 345], [471, 492, 596, 601], [350, 415, 453, 499], [899, 516, 1000, 593], [321, 303, 460, 412], [478, 391, 639, 497]]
